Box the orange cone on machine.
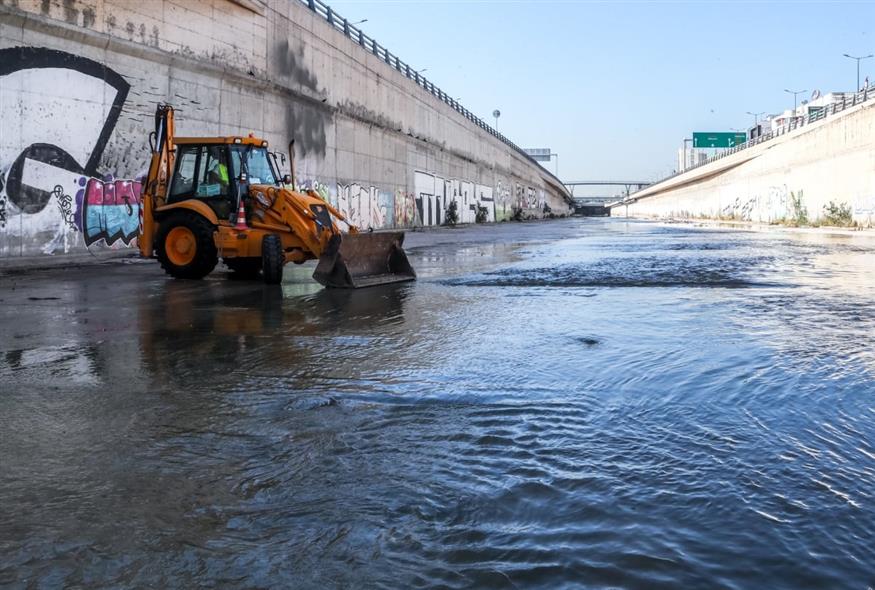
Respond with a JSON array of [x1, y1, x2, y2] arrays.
[[234, 199, 248, 230]]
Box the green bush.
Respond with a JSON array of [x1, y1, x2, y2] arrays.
[[788, 191, 808, 226], [444, 200, 459, 226], [822, 200, 854, 227]]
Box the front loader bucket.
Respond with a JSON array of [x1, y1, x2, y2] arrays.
[[313, 232, 416, 289]]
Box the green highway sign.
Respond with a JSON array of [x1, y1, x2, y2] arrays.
[[692, 132, 747, 148]]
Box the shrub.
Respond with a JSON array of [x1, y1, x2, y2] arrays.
[[788, 191, 808, 226], [444, 200, 458, 226], [822, 200, 854, 227]]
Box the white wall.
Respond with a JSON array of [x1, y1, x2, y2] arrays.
[[615, 99, 875, 227]]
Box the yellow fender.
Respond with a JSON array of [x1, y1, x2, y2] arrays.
[[155, 200, 220, 225]]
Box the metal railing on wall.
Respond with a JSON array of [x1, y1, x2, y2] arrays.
[[296, 0, 552, 177], [634, 89, 875, 199]]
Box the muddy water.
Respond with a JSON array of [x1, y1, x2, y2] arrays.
[[2, 218, 875, 588]]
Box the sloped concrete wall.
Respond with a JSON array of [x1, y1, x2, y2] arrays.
[[614, 99, 875, 228], [0, 0, 572, 257]]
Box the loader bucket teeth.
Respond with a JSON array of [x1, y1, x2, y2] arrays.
[[313, 232, 417, 288]]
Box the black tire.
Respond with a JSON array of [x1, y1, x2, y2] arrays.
[[262, 234, 284, 285], [224, 257, 262, 279], [156, 211, 218, 279]]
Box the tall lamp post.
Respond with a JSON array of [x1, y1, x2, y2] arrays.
[[843, 53, 873, 90], [492, 109, 501, 131], [784, 89, 806, 122], [550, 153, 559, 177], [746, 111, 765, 126]]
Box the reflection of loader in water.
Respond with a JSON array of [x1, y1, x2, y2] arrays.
[[138, 281, 410, 381], [137, 104, 416, 288]]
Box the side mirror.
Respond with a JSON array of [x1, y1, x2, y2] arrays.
[[282, 174, 292, 185]]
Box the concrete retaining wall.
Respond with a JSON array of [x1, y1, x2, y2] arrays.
[[613, 99, 875, 228], [0, 0, 572, 258]]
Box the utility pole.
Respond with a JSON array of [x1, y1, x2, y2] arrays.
[[843, 53, 873, 90]]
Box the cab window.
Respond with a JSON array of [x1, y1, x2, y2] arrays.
[[197, 147, 230, 198], [168, 145, 231, 202], [231, 146, 278, 185], [169, 145, 198, 199]]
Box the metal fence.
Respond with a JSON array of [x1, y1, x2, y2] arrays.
[[638, 89, 875, 198], [296, 0, 546, 173]]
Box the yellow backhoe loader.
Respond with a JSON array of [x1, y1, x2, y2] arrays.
[[138, 104, 416, 288]]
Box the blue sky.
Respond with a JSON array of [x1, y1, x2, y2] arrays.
[[329, 1, 875, 188]]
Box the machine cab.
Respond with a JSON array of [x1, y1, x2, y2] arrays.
[[166, 137, 281, 220]]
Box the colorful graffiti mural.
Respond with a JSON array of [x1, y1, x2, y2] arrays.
[[79, 177, 143, 246], [295, 179, 420, 229], [394, 190, 420, 227], [0, 46, 133, 252]]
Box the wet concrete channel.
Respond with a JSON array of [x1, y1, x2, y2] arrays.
[[2, 218, 875, 588]]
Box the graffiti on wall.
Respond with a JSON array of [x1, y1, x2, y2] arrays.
[[853, 195, 875, 216], [298, 178, 332, 202], [514, 183, 545, 212], [0, 46, 133, 250], [335, 184, 392, 229], [494, 181, 512, 221], [394, 190, 419, 227], [0, 175, 7, 227], [413, 171, 496, 226], [79, 177, 143, 246], [718, 185, 805, 223]]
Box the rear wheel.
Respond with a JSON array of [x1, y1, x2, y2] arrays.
[[156, 211, 218, 279], [262, 234, 284, 285], [224, 257, 262, 279]]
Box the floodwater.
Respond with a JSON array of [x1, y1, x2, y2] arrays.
[[2, 218, 875, 589]]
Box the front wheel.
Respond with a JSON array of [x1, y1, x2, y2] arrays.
[[262, 234, 284, 285], [156, 211, 218, 279]]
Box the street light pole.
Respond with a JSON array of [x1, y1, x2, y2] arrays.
[[843, 53, 873, 90], [784, 89, 806, 120], [746, 111, 765, 126]]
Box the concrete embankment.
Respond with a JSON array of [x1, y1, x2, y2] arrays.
[[612, 97, 875, 228], [0, 0, 572, 259]]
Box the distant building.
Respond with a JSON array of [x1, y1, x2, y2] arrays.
[[768, 92, 853, 131], [677, 146, 709, 172]]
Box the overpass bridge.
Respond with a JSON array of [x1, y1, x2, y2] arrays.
[[564, 181, 652, 215], [564, 180, 651, 195]]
